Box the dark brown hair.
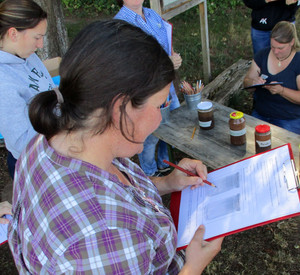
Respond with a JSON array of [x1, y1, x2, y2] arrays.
[[29, 20, 175, 142], [0, 0, 47, 40]]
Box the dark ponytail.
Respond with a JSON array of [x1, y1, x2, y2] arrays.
[[29, 90, 65, 139], [29, 20, 175, 142]]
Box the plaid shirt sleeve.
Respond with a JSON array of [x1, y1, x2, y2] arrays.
[[56, 227, 184, 274]]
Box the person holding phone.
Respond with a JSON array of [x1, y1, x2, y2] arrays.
[[244, 21, 300, 134]]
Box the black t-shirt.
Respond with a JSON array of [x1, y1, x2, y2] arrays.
[[243, 0, 299, 31], [254, 47, 300, 119]]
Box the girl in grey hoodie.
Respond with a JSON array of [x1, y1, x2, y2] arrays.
[[0, 0, 55, 178]]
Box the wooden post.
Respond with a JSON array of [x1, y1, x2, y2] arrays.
[[149, 0, 162, 16], [199, 1, 211, 83]]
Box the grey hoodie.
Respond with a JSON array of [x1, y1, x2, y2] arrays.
[[0, 51, 55, 159]]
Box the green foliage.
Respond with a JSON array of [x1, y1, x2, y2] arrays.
[[61, 0, 119, 16], [61, 0, 150, 16], [61, 0, 242, 16], [207, 0, 243, 15]]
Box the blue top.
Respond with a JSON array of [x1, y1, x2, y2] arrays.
[[115, 6, 180, 111], [115, 6, 170, 55], [254, 47, 300, 119]]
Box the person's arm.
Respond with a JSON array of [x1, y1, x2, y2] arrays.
[[0, 201, 12, 224], [0, 83, 37, 158], [285, 0, 298, 5], [243, 59, 266, 91], [150, 158, 208, 196], [264, 74, 300, 104], [179, 225, 224, 275], [243, 0, 271, 9]]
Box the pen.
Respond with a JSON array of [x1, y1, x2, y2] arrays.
[[163, 160, 217, 188], [190, 126, 196, 140]]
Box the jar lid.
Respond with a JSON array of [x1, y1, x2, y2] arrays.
[[197, 101, 212, 110], [230, 111, 244, 119], [255, 124, 270, 133]]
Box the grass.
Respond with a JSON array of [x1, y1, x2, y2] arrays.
[[170, 6, 253, 81]]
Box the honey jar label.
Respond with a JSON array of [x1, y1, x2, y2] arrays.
[[256, 140, 271, 147], [230, 129, 246, 137], [199, 120, 212, 127]]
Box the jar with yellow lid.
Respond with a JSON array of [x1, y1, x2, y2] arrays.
[[229, 111, 246, 145]]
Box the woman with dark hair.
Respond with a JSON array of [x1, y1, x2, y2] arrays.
[[0, 0, 55, 178], [115, 0, 183, 177], [8, 20, 223, 274], [244, 21, 300, 134]]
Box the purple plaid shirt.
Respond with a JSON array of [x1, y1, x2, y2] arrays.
[[8, 135, 184, 274]]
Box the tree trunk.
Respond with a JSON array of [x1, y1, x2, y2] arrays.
[[34, 0, 68, 60]]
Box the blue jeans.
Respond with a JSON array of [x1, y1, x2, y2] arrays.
[[138, 134, 169, 176], [252, 109, 300, 135], [138, 88, 180, 176], [251, 27, 271, 55]]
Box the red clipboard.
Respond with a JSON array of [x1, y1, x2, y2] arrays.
[[0, 239, 8, 246], [170, 143, 300, 250]]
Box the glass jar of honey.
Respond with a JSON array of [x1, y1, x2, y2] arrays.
[[197, 101, 214, 130], [229, 111, 246, 145], [255, 124, 271, 154]]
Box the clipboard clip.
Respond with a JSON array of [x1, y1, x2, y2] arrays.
[[283, 159, 300, 191]]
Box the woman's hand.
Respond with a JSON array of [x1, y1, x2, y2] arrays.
[[264, 82, 284, 95], [180, 225, 224, 275], [170, 52, 182, 70], [244, 60, 266, 91], [0, 201, 12, 224], [151, 158, 208, 195]]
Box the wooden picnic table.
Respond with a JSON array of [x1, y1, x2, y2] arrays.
[[154, 101, 300, 171]]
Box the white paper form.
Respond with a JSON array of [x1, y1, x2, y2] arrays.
[[0, 215, 12, 245], [176, 145, 300, 248]]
